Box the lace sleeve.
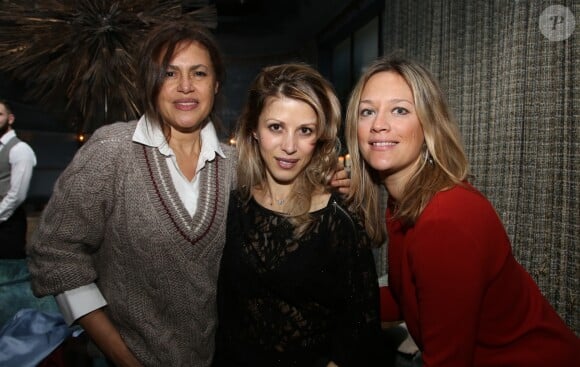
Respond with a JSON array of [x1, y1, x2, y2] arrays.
[[327, 201, 382, 366]]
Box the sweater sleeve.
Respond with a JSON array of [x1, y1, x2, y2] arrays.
[[408, 215, 492, 367], [27, 124, 129, 297]]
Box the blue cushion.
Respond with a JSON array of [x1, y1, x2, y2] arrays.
[[0, 259, 59, 326]]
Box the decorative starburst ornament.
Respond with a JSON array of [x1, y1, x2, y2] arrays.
[[0, 0, 217, 133]]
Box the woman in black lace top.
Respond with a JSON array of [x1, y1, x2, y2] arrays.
[[213, 63, 384, 367]]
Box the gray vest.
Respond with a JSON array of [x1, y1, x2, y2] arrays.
[[0, 135, 21, 197]]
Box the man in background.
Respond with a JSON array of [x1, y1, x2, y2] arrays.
[[0, 99, 36, 258]]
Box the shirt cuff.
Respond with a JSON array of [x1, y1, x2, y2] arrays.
[[55, 283, 108, 326], [397, 323, 420, 355]]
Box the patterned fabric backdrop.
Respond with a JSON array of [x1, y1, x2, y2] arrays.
[[377, 0, 578, 333]]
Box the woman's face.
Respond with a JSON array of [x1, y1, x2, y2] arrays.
[[157, 41, 219, 134], [356, 71, 424, 183], [253, 96, 319, 185]]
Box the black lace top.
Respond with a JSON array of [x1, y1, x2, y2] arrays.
[[213, 190, 383, 367]]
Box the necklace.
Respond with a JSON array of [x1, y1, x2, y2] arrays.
[[267, 193, 287, 206], [258, 187, 288, 207]]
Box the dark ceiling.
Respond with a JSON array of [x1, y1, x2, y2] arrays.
[[210, 0, 302, 34], [202, 0, 354, 56], [2, 0, 355, 132]]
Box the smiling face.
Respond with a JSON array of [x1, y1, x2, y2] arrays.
[[357, 71, 425, 187], [253, 96, 319, 186], [157, 41, 219, 135]]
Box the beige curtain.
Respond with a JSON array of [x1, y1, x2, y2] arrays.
[[379, 0, 578, 332]]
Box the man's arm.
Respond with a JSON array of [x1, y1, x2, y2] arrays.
[[0, 142, 36, 221]]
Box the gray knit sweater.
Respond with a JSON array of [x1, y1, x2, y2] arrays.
[[27, 121, 236, 366]]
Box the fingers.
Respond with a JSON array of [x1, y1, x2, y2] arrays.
[[329, 159, 351, 195], [332, 167, 349, 181], [329, 174, 351, 195], [334, 179, 351, 194]]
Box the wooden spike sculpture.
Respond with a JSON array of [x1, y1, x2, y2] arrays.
[[0, 0, 217, 133]]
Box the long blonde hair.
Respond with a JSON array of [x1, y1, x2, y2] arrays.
[[345, 56, 469, 242], [236, 63, 341, 237]]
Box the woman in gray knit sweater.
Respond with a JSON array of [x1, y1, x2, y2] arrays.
[[27, 22, 235, 366]]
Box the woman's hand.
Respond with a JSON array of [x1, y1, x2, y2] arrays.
[[329, 165, 351, 195]]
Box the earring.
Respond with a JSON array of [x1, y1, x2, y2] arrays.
[[423, 148, 434, 165]]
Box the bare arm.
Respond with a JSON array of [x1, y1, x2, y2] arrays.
[[78, 309, 142, 367]]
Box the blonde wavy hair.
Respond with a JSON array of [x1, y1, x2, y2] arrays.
[[235, 63, 341, 237], [345, 56, 469, 244]]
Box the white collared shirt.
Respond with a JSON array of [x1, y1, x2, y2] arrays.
[[55, 116, 226, 325], [132, 115, 226, 216], [0, 130, 37, 222]]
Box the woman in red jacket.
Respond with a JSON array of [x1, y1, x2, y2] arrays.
[[344, 55, 579, 366]]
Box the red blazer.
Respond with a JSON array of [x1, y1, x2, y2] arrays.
[[380, 184, 579, 366]]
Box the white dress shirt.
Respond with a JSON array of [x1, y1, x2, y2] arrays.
[[0, 130, 37, 222], [55, 116, 226, 325]]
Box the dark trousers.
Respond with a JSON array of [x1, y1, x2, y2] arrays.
[[0, 205, 27, 259]]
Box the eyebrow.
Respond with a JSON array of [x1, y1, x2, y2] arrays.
[[167, 64, 208, 70], [359, 98, 413, 104], [263, 119, 318, 127], [299, 122, 318, 128]]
